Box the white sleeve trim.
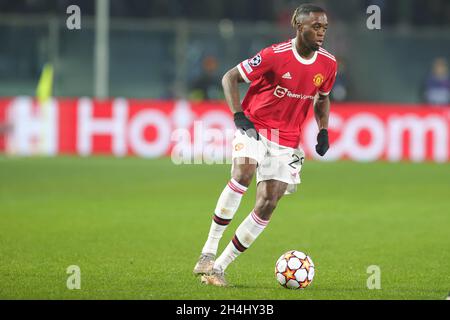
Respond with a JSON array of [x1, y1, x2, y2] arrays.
[[318, 90, 330, 96], [237, 63, 251, 83]]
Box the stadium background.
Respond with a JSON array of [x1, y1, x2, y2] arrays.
[[0, 0, 449, 300]]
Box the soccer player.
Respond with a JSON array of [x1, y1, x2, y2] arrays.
[[193, 4, 337, 286]]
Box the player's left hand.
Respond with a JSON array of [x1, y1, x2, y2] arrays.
[[315, 129, 329, 156], [234, 112, 259, 140]]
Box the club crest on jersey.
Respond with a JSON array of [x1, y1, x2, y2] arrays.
[[313, 73, 324, 87], [249, 54, 262, 67]]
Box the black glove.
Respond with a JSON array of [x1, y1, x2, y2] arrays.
[[315, 129, 329, 156], [233, 112, 259, 140]]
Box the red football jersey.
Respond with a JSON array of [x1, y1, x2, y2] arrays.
[[237, 38, 338, 148]]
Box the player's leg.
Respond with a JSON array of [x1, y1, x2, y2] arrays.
[[194, 129, 265, 275], [193, 158, 256, 275], [201, 180, 287, 286]]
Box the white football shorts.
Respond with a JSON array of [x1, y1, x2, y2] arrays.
[[231, 130, 305, 194]]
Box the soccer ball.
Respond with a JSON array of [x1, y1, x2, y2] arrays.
[[275, 250, 315, 289]]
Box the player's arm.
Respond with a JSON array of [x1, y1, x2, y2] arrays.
[[222, 67, 259, 139], [313, 94, 330, 156], [222, 67, 245, 113]]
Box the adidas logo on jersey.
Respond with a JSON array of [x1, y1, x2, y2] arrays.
[[282, 72, 292, 79]]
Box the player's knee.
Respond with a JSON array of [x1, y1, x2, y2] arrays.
[[234, 173, 253, 187], [232, 168, 254, 187], [255, 196, 278, 217]]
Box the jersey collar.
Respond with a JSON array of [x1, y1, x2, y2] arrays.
[[291, 38, 318, 65]]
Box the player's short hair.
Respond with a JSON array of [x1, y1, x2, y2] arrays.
[[291, 3, 326, 28]]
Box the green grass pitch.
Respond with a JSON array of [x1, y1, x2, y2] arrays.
[[0, 156, 449, 299]]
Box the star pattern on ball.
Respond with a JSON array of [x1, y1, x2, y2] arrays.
[[300, 257, 311, 272], [282, 267, 296, 281], [284, 252, 295, 261], [300, 278, 311, 288]]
